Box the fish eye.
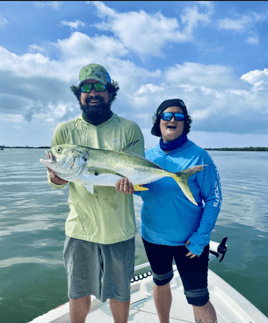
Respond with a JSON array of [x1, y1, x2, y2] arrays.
[[57, 148, 61, 152]]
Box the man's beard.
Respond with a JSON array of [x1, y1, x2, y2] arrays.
[[80, 96, 113, 125]]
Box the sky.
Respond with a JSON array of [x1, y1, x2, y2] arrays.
[[1, 1, 268, 148]]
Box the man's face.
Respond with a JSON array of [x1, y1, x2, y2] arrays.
[[79, 79, 112, 119], [80, 79, 110, 107]]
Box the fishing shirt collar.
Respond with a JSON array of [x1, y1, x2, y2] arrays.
[[82, 110, 113, 126], [159, 133, 188, 152]]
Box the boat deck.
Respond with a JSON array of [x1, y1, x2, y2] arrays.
[[32, 268, 268, 323]]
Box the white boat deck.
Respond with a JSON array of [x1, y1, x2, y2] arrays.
[[31, 268, 268, 323]]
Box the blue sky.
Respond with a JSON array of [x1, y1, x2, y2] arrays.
[[1, 1, 268, 148]]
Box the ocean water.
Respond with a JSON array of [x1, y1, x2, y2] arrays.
[[0, 149, 267, 322]]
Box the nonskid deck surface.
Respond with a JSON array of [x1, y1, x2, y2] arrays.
[[32, 268, 267, 323], [84, 269, 255, 323]]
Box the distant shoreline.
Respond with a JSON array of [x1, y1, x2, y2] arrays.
[[0, 146, 51, 149], [205, 147, 268, 151], [1, 146, 268, 151]]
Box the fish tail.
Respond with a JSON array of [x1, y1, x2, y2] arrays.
[[171, 165, 207, 205], [134, 184, 149, 191]]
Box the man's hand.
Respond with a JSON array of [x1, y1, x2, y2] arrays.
[[115, 177, 135, 194], [47, 167, 69, 185], [185, 240, 200, 259]]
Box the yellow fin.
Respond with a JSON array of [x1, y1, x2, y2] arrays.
[[170, 165, 206, 205], [134, 184, 149, 191]]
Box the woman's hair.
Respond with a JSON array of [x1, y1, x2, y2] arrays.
[[70, 80, 120, 104], [152, 110, 193, 136]]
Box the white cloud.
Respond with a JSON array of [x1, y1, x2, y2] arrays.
[[165, 62, 242, 90], [218, 12, 267, 45], [54, 32, 128, 61], [246, 35, 259, 44], [135, 84, 164, 96], [218, 16, 252, 31], [28, 44, 47, 53], [0, 0, 267, 138], [90, 1, 212, 56], [241, 68, 268, 85], [0, 16, 8, 27], [61, 20, 85, 29], [133, 63, 268, 134], [180, 3, 212, 35], [0, 31, 160, 124], [241, 68, 268, 95], [35, 1, 63, 10], [0, 114, 24, 123]]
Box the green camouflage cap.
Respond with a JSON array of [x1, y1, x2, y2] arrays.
[[78, 63, 111, 86]]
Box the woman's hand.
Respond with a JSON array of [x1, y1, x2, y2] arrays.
[[115, 177, 135, 194], [185, 240, 200, 259]]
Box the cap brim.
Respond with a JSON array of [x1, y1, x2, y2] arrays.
[[78, 77, 108, 87]]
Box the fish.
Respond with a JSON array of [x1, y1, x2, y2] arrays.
[[40, 141, 206, 205]]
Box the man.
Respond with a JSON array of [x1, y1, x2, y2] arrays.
[[47, 63, 144, 323]]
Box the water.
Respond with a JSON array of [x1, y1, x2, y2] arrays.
[[0, 149, 268, 322]]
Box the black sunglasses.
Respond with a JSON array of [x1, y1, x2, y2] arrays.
[[81, 83, 106, 93]]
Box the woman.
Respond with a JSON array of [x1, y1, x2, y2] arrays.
[[137, 99, 222, 323]]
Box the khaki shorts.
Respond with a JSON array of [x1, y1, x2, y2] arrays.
[[63, 236, 135, 302]]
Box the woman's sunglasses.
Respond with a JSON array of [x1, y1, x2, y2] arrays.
[[81, 83, 107, 93], [161, 112, 185, 121]]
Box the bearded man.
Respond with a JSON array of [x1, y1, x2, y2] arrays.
[[47, 64, 145, 323]]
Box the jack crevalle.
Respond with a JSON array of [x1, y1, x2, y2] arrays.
[[40, 141, 205, 205]]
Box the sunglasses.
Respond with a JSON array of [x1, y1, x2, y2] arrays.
[[161, 112, 185, 121], [81, 83, 107, 93]]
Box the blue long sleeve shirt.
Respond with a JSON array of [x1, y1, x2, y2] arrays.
[[138, 139, 222, 256]]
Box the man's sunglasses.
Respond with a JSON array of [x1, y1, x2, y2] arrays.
[[81, 83, 107, 93], [161, 112, 185, 121]]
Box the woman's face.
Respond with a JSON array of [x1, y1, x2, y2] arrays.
[[160, 106, 184, 143]]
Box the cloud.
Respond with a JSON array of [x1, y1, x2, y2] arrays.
[[61, 20, 85, 30], [218, 11, 267, 31], [0, 31, 160, 125], [0, 70, 78, 124], [28, 44, 47, 54], [0, 16, 8, 27], [133, 63, 268, 134], [0, 2, 267, 138], [218, 16, 253, 31], [35, 1, 63, 10], [180, 2, 212, 35], [1, 27, 268, 136], [90, 1, 212, 56], [218, 11, 267, 45], [246, 36, 259, 44], [54, 32, 128, 61]]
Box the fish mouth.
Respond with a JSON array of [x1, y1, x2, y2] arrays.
[[46, 150, 56, 163], [40, 150, 56, 166]]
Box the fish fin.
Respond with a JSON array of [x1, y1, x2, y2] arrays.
[[134, 184, 149, 191], [171, 165, 207, 205], [122, 140, 139, 155], [178, 165, 208, 179], [84, 184, 94, 194]]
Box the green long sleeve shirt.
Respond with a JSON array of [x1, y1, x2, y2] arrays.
[[48, 114, 145, 244]]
